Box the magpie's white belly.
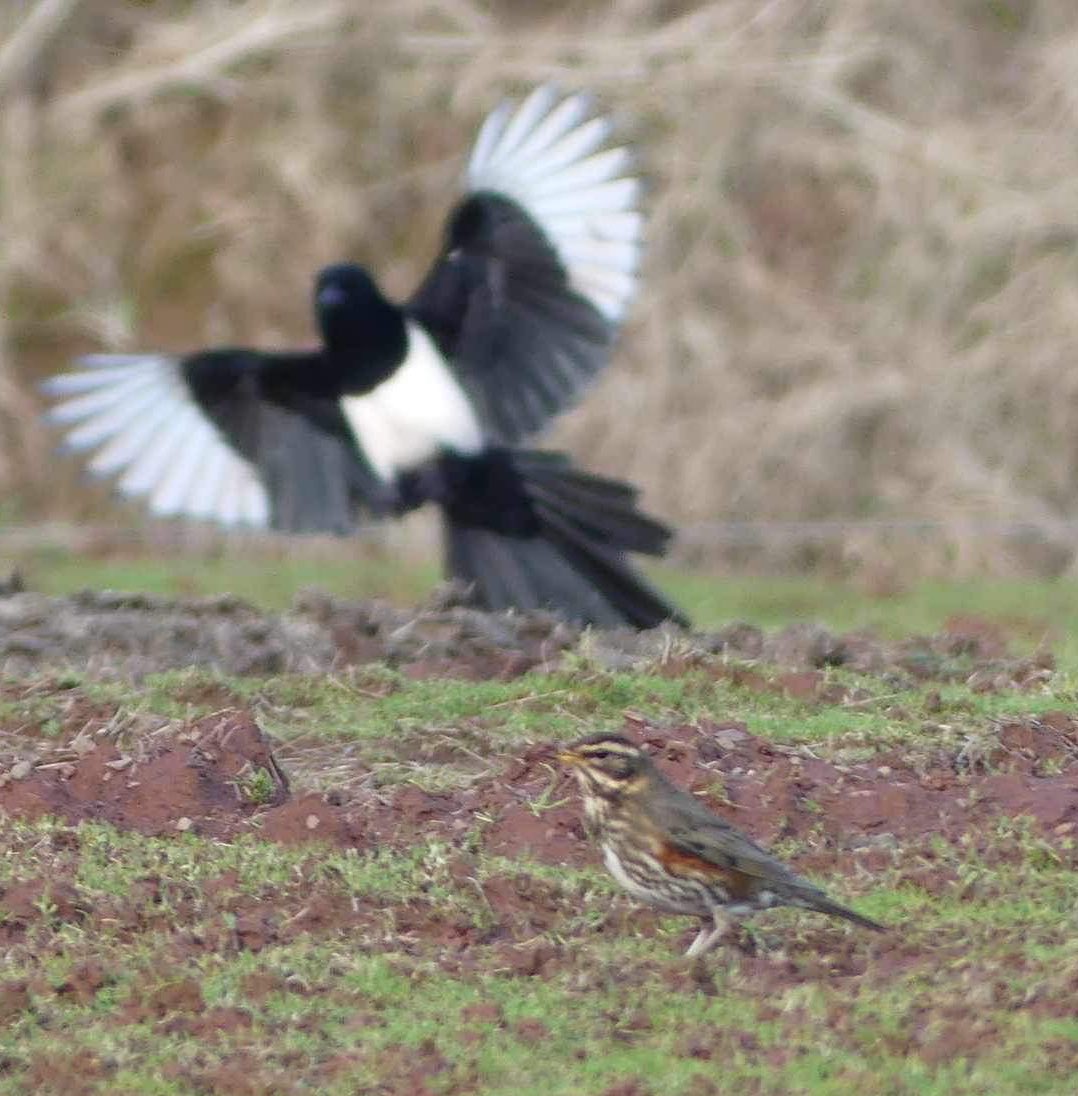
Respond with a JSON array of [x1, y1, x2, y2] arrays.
[[341, 322, 483, 481]]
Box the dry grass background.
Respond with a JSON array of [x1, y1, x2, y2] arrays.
[[4, 0, 1078, 578]]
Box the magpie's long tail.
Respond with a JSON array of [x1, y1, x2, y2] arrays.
[[430, 448, 689, 630]]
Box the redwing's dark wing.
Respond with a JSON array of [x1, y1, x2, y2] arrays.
[[657, 787, 886, 928], [407, 86, 643, 444], [652, 780, 810, 887], [42, 349, 389, 533]]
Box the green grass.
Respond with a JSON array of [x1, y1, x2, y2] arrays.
[[22, 546, 439, 609], [2, 557, 1078, 1092], [18, 546, 1078, 638], [13, 648, 1069, 784], [0, 814, 1074, 1095]]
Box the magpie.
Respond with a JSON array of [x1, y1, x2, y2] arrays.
[[42, 86, 687, 630]]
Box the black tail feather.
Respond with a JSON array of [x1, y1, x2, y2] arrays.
[[800, 890, 887, 932], [513, 450, 639, 499], [526, 479, 670, 556], [437, 448, 688, 630], [446, 526, 643, 629], [476, 531, 545, 613], [514, 449, 671, 556], [536, 506, 688, 629]]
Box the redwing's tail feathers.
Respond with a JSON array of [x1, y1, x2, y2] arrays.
[[798, 890, 886, 932]]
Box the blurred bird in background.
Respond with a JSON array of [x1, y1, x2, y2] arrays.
[[43, 86, 686, 630]]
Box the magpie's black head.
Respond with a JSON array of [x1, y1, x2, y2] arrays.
[[315, 263, 383, 314], [314, 263, 407, 390]]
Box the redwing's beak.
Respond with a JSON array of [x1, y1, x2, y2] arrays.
[[558, 749, 582, 767]]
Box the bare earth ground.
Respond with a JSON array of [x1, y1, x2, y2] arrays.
[[0, 589, 1076, 1093]]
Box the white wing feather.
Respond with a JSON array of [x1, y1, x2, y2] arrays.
[[467, 87, 642, 323], [42, 355, 270, 529]]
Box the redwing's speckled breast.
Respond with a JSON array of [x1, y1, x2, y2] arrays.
[[597, 809, 767, 919]]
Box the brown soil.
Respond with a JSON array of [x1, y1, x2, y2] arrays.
[[0, 711, 290, 838], [3, 701, 1074, 884], [0, 588, 580, 679], [0, 588, 1056, 687], [1, 602, 1071, 890], [2, 598, 1076, 1091]]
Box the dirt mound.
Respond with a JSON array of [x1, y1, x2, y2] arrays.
[[0, 587, 581, 679], [0, 588, 1056, 693], [4, 708, 1075, 880], [436, 715, 1078, 873], [0, 711, 291, 838]]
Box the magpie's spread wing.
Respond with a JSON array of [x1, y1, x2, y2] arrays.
[[407, 86, 643, 443], [43, 350, 388, 533]]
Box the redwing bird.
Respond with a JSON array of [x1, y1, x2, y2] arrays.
[[559, 733, 884, 956], [43, 87, 686, 630]]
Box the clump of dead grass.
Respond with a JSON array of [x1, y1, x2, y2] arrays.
[[4, 0, 1078, 576]]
